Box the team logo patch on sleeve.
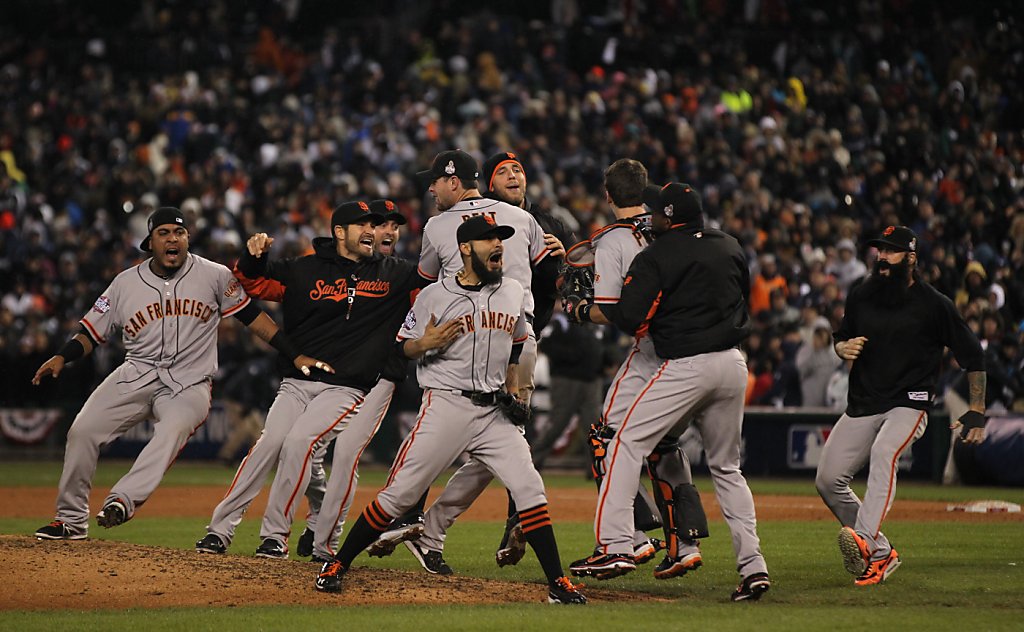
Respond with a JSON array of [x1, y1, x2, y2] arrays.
[[402, 309, 416, 331], [225, 279, 241, 298], [92, 296, 111, 314]]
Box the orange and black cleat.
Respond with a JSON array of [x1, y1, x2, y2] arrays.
[[854, 549, 901, 586], [837, 527, 870, 576]]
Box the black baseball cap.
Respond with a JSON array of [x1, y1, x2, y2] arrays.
[[481, 151, 525, 192], [867, 225, 917, 252], [140, 207, 186, 251], [416, 150, 479, 187], [369, 199, 407, 225], [456, 215, 515, 243], [331, 201, 384, 228], [643, 183, 703, 224]]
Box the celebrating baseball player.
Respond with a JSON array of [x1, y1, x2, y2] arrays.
[[234, 199, 413, 562], [195, 201, 422, 559], [818, 225, 986, 586], [367, 150, 563, 573], [567, 161, 708, 581], [315, 215, 586, 605], [32, 207, 324, 540], [569, 183, 771, 602]]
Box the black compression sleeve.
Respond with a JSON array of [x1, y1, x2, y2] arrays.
[[57, 338, 85, 363], [231, 301, 261, 326], [509, 342, 524, 365]]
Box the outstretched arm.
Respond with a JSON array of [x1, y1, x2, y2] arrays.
[[32, 333, 95, 385]]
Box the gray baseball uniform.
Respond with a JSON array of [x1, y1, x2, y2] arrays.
[[51, 253, 251, 531], [414, 199, 547, 544], [377, 276, 540, 516]]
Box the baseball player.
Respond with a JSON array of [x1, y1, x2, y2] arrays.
[[818, 225, 986, 586], [366, 150, 562, 572], [315, 215, 586, 605], [32, 207, 323, 540], [383, 151, 572, 570], [567, 161, 708, 580], [195, 201, 422, 558], [568, 183, 771, 601], [275, 199, 415, 560]]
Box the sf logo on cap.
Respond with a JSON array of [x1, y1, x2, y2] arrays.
[[483, 215, 496, 226], [358, 201, 369, 211], [445, 160, 456, 175], [883, 226, 895, 236]]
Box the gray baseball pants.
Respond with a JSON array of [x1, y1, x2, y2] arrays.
[[596, 348, 767, 576], [815, 407, 927, 559]]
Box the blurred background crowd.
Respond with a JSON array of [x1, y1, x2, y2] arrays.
[[2, 0, 1023, 450]]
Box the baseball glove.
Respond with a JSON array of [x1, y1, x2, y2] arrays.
[[496, 391, 531, 426], [560, 240, 596, 316]]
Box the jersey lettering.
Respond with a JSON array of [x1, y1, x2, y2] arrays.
[[124, 299, 215, 338], [479, 309, 517, 334], [309, 278, 392, 302], [459, 211, 498, 223]]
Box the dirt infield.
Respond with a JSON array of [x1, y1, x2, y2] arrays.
[[3, 485, 1018, 611]]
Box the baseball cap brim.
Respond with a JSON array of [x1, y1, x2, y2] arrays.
[[383, 212, 407, 226], [642, 184, 664, 210], [459, 225, 516, 243]]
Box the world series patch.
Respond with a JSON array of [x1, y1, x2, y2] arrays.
[[402, 309, 416, 331], [92, 295, 111, 314]]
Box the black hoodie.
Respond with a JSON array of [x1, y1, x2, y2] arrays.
[[237, 237, 422, 392]]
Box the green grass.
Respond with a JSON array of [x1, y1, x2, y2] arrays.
[[2, 461, 1023, 631]]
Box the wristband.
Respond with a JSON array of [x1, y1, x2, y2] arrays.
[[57, 338, 85, 363], [269, 331, 301, 363], [577, 303, 593, 323]]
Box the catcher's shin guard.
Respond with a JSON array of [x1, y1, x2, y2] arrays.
[[634, 485, 662, 532], [646, 437, 709, 555]]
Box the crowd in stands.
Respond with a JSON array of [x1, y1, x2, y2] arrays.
[[2, 1, 1023, 428]]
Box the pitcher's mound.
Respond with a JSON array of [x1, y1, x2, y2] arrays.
[[0, 535, 660, 610]]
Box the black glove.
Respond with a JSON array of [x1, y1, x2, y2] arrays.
[[496, 391, 531, 426], [559, 242, 595, 319], [956, 410, 986, 440]]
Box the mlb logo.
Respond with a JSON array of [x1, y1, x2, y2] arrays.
[[788, 425, 832, 469]]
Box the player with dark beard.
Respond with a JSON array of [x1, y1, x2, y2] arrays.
[[817, 225, 986, 587]]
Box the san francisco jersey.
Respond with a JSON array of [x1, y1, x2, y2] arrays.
[[80, 253, 250, 393], [397, 276, 528, 393], [417, 198, 548, 318]]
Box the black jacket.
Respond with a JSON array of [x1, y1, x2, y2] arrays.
[[835, 275, 984, 416], [603, 223, 751, 359], [237, 237, 422, 392]]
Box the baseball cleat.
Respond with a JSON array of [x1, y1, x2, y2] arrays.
[[296, 527, 315, 558], [569, 552, 636, 580], [653, 551, 703, 580], [731, 572, 771, 602], [366, 513, 424, 558], [315, 560, 346, 593], [854, 549, 900, 586], [195, 533, 227, 554], [255, 537, 288, 559], [495, 518, 527, 567], [633, 538, 665, 565], [34, 520, 87, 541], [405, 540, 454, 575], [548, 576, 587, 604], [838, 527, 870, 576], [96, 500, 128, 528]]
